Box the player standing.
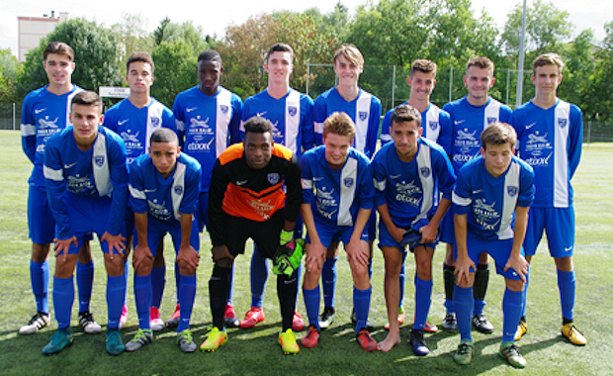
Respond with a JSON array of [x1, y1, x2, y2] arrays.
[[42, 91, 129, 355], [239, 43, 313, 331], [510, 53, 586, 346], [452, 122, 534, 368], [20, 42, 100, 336], [373, 105, 455, 354], [440, 57, 512, 333], [312, 44, 381, 329]]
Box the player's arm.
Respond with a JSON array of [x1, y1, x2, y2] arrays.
[[376, 204, 404, 244], [346, 160, 374, 265], [176, 213, 200, 275], [379, 110, 393, 146], [373, 155, 404, 242], [301, 96, 316, 151], [313, 96, 326, 146], [453, 212, 474, 285], [300, 203, 326, 271], [503, 205, 529, 282], [568, 106, 584, 179], [421, 150, 456, 242], [20, 96, 36, 163], [229, 96, 243, 145], [101, 133, 129, 256], [438, 111, 453, 156], [283, 154, 303, 225], [172, 96, 186, 147], [365, 97, 382, 158], [162, 107, 178, 135], [132, 211, 152, 270], [421, 198, 451, 243], [207, 159, 229, 249]]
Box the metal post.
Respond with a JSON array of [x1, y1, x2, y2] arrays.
[[449, 66, 453, 103], [13, 102, 16, 131], [391, 65, 396, 108], [516, 0, 528, 108], [587, 120, 591, 144], [306, 63, 310, 97], [506, 69, 511, 105]]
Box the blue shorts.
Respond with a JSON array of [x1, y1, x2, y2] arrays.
[[524, 206, 575, 257], [197, 191, 208, 232], [439, 207, 455, 244], [367, 210, 377, 243], [133, 215, 200, 257], [377, 220, 438, 252], [124, 206, 135, 239], [28, 184, 56, 244], [306, 217, 369, 249], [454, 235, 524, 280]]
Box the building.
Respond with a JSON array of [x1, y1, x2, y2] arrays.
[[18, 11, 69, 62]]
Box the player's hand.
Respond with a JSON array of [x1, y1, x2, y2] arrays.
[[389, 225, 405, 244], [305, 241, 326, 273], [101, 232, 126, 260], [419, 222, 438, 244], [345, 238, 369, 267], [177, 245, 200, 275], [504, 253, 528, 283], [211, 245, 234, 263], [54, 236, 78, 262], [454, 254, 476, 286], [132, 243, 153, 271]]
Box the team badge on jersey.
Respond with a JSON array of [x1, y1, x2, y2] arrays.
[[420, 167, 431, 178], [174, 185, 184, 195], [267, 173, 280, 185], [507, 186, 518, 197], [220, 105, 229, 114], [558, 118, 568, 128], [343, 177, 354, 188], [94, 156, 105, 167], [487, 117, 497, 125], [288, 106, 297, 117], [429, 121, 438, 131], [151, 118, 160, 127], [359, 112, 368, 121]]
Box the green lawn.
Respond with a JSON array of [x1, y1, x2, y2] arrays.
[[0, 130, 611, 375]]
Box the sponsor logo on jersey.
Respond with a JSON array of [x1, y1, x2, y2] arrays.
[[94, 156, 105, 167], [187, 138, 214, 152], [186, 107, 197, 112], [118, 119, 129, 126], [457, 129, 477, 141], [267, 173, 280, 185], [39, 117, 60, 129], [35, 108, 47, 115], [220, 105, 229, 114], [174, 185, 183, 195], [343, 177, 354, 188], [525, 122, 536, 130], [454, 120, 466, 125], [359, 112, 368, 121], [121, 131, 140, 143], [507, 186, 518, 197], [429, 121, 438, 131], [473, 198, 501, 231], [420, 167, 431, 178], [151, 118, 160, 127], [288, 106, 297, 117], [64, 162, 77, 169], [256, 111, 267, 117], [558, 118, 568, 128], [524, 152, 553, 167]]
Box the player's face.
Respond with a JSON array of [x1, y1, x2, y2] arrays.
[[265, 51, 293, 85], [70, 104, 102, 149], [481, 142, 514, 178], [464, 66, 495, 102], [334, 55, 363, 88], [198, 59, 223, 95], [532, 64, 562, 97], [391, 120, 422, 161], [43, 53, 74, 87], [323, 132, 353, 169], [149, 141, 179, 178], [408, 71, 436, 101], [244, 132, 274, 170], [126, 61, 154, 95]]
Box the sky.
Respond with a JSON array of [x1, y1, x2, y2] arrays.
[[1, 0, 611, 58]]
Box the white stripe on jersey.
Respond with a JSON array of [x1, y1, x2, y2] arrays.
[[354, 92, 372, 153], [373, 178, 385, 191], [314, 121, 324, 135], [338, 157, 358, 226], [172, 162, 186, 221], [93, 133, 112, 197], [452, 192, 471, 207], [499, 161, 521, 240], [21, 123, 35, 136], [215, 88, 232, 157], [380, 133, 392, 142], [145, 102, 164, 152], [415, 143, 434, 225], [425, 106, 441, 143], [285, 90, 301, 153], [43, 166, 63, 181], [129, 184, 146, 200], [302, 178, 313, 190], [554, 101, 571, 208], [483, 100, 501, 129]]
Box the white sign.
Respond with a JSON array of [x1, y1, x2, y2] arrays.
[[99, 86, 130, 99]]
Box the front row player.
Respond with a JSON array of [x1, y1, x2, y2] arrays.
[[126, 128, 202, 353], [300, 112, 377, 351], [202, 116, 303, 354], [373, 105, 455, 354], [42, 91, 129, 355], [452, 123, 534, 368]]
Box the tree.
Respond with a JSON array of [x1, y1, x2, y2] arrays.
[[558, 29, 596, 116], [152, 19, 211, 53], [0, 49, 20, 102], [588, 21, 613, 120], [150, 40, 198, 107], [110, 13, 154, 75]]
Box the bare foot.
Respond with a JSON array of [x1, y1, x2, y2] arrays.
[[377, 331, 401, 352]]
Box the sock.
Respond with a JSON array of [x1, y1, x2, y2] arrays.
[[413, 275, 433, 330], [398, 252, 407, 309], [30, 259, 50, 314], [277, 270, 298, 331], [294, 263, 302, 309], [444, 264, 456, 314], [174, 262, 181, 304], [303, 285, 321, 330], [322, 257, 338, 308], [521, 267, 530, 319], [502, 288, 523, 342], [250, 246, 268, 308], [123, 259, 129, 306], [226, 267, 235, 306], [209, 265, 231, 330], [53, 276, 74, 330], [353, 286, 372, 333], [134, 274, 152, 330], [107, 273, 126, 330], [454, 285, 474, 342], [150, 266, 166, 308], [368, 258, 373, 280], [557, 269, 576, 322], [178, 274, 196, 332], [76, 261, 94, 313], [473, 263, 489, 316]]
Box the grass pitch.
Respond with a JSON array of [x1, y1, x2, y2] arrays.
[[0, 130, 611, 375]]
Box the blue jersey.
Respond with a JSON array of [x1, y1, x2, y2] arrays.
[[373, 138, 456, 228], [173, 86, 242, 192], [21, 85, 84, 187], [129, 152, 201, 224], [43, 126, 129, 239], [380, 102, 453, 155], [443, 97, 512, 173], [452, 156, 534, 241], [301, 146, 374, 228], [103, 98, 176, 165], [313, 87, 382, 158], [241, 88, 315, 158], [510, 100, 582, 208]]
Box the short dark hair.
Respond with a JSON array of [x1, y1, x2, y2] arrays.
[[44, 42, 74, 61], [323, 112, 356, 140], [411, 59, 437, 77], [480, 122, 517, 150], [198, 49, 222, 65], [391, 105, 422, 128], [466, 56, 494, 74], [266, 43, 293, 62], [150, 128, 178, 145], [72, 91, 102, 111], [243, 116, 274, 136], [127, 51, 155, 74]]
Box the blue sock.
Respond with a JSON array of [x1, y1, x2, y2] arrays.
[[367, 258, 373, 280], [454, 285, 474, 342], [521, 269, 530, 318], [134, 274, 151, 330], [413, 276, 433, 330], [123, 259, 129, 306], [444, 299, 454, 314], [76, 261, 94, 313], [303, 286, 321, 330], [150, 266, 165, 308], [502, 288, 523, 342], [353, 286, 372, 333], [178, 274, 196, 332], [398, 253, 407, 309], [174, 262, 181, 304], [53, 276, 74, 330], [227, 266, 235, 306], [107, 273, 126, 330], [250, 246, 268, 308], [557, 269, 576, 321], [30, 259, 49, 314], [322, 257, 337, 308]]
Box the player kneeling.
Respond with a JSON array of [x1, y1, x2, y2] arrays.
[[126, 128, 201, 353], [452, 123, 534, 368]]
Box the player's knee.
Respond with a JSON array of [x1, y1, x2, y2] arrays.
[[54, 255, 78, 278], [478, 252, 489, 264], [215, 257, 233, 269], [554, 256, 573, 271], [134, 259, 153, 276], [104, 254, 126, 276], [31, 243, 50, 262], [505, 278, 524, 292], [152, 249, 165, 268], [456, 274, 474, 289]]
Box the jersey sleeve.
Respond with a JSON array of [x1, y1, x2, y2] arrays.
[[43, 135, 72, 239], [283, 154, 303, 223], [179, 162, 202, 215], [207, 159, 230, 247], [434, 148, 456, 200], [106, 134, 129, 236], [438, 110, 453, 156], [102, 106, 118, 133], [357, 159, 375, 210], [301, 96, 315, 152], [128, 159, 149, 214], [372, 151, 388, 207], [21, 94, 36, 164], [172, 95, 186, 147], [300, 153, 315, 204], [452, 165, 472, 216], [229, 95, 243, 145], [568, 105, 583, 179], [499, 105, 513, 124], [162, 107, 177, 135], [379, 109, 393, 146], [365, 97, 382, 158], [517, 162, 535, 208], [313, 95, 326, 146]]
